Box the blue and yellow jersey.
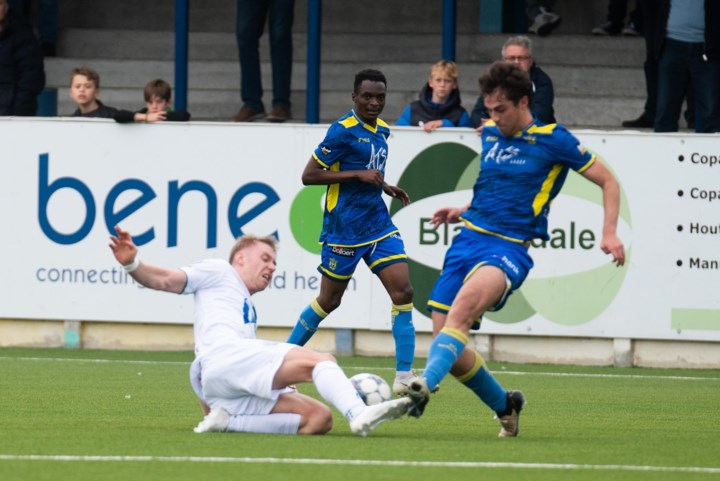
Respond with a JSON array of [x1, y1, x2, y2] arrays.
[[461, 119, 595, 242], [313, 109, 398, 246]]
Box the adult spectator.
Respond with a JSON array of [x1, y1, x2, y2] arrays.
[[653, 0, 719, 133], [8, 0, 57, 57], [232, 0, 294, 123], [471, 35, 555, 130], [0, 0, 44, 116]]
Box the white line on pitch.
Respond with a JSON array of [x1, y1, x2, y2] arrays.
[[0, 454, 718, 474]]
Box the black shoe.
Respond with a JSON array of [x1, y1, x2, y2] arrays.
[[405, 378, 431, 418], [621, 115, 653, 128], [495, 390, 526, 437]]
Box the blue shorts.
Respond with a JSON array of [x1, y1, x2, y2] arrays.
[[318, 232, 408, 281], [427, 228, 534, 314]]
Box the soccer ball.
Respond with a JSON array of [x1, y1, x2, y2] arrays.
[[350, 372, 392, 406]]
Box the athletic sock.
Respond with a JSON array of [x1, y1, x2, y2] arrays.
[[422, 327, 468, 392], [312, 360, 366, 420], [453, 349, 507, 413], [391, 303, 415, 372], [286, 299, 327, 346], [227, 413, 301, 434]]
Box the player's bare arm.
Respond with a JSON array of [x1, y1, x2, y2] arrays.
[[109, 225, 188, 293], [382, 183, 410, 206], [580, 161, 626, 267], [301, 157, 384, 186], [430, 204, 470, 229]]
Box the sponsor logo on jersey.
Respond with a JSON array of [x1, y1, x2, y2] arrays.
[[321, 146, 332, 155], [331, 246, 356, 257]]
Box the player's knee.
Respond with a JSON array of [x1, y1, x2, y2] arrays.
[[317, 292, 343, 312], [300, 404, 333, 434], [389, 283, 413, 305]]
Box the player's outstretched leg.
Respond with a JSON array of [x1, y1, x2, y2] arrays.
[[495, 390, 526, 437], [349, 397, 412, 437]]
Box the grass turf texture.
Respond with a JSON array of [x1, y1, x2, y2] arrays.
[[0, 347, 718, 481]]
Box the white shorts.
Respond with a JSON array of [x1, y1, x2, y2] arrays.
[[197, 339, 296, 416]]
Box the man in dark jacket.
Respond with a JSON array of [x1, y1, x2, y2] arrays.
[[471, 35, 555, 130], [652, 0, 720, 133], [0, 0, 45, 116]]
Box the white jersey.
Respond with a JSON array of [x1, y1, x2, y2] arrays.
[[181, 259, 257, 357]]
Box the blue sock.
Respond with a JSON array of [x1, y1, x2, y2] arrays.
[[422, 328, 468, 391], [391, 303, 415, 371], [286, 299, 327, 346], [454, 349, 507, 413]]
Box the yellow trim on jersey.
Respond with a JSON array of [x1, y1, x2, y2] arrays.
[[326, 230, 399, 248], [439, 327, 469, 344], [312, 152, 330, 169], [460, 219, 527, 244], [367, 253, 408, 271], [427, 300, 452, 312], [454, 350, 486, 383], [577, 154, 597, 174], [318, 266, 353, 281], [532, 163, 564, 216], [527, 123, 557, 134], [325, 163, 341, 212], [310, 298, 329, 318], [340, 116, 360, 129]]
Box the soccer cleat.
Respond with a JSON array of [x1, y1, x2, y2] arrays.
[[405, 378, 431, 418], [528, 7, 561, 37], [392, 370, 417, 395], [193, 407, 230, 433], [495, 390, 526, 438], [349, 397, 412, 437]]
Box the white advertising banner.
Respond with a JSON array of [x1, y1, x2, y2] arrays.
[[1, 118, 718, 342]]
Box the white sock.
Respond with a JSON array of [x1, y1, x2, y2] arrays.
[[312, 360, 366, 420], [226, 413, 301, 434]]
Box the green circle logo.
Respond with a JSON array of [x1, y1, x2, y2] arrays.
[[392, 143, 631, 326]]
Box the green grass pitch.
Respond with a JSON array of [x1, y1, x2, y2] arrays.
[[0, 347, 718, 481]]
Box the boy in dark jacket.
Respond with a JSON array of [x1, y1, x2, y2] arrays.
[[114, 79, 190, 123], [396, 60, 471, 131]]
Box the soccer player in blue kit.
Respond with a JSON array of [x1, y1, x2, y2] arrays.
[[286, 69, 418, 394], [408, 61, 626, 436]]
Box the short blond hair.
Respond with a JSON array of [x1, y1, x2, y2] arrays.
[[228, 234, 278, 263], [70, 67, 100, 88], [429, 60, 459, 82]]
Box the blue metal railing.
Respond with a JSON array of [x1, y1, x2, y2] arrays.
[[173, 0, 459, 122]]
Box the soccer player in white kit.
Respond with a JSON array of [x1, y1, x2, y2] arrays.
[[109, 226, 426, 436]]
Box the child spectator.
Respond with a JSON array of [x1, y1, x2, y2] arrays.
[[114, 78, 190, 123], [69, 67, 118, 118], [396, 60, 471, 131]]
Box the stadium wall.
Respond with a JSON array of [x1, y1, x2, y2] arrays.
[[1, 118, 718, 368]]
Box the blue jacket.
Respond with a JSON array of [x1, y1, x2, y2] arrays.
[[0, 11, 45, 116]]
